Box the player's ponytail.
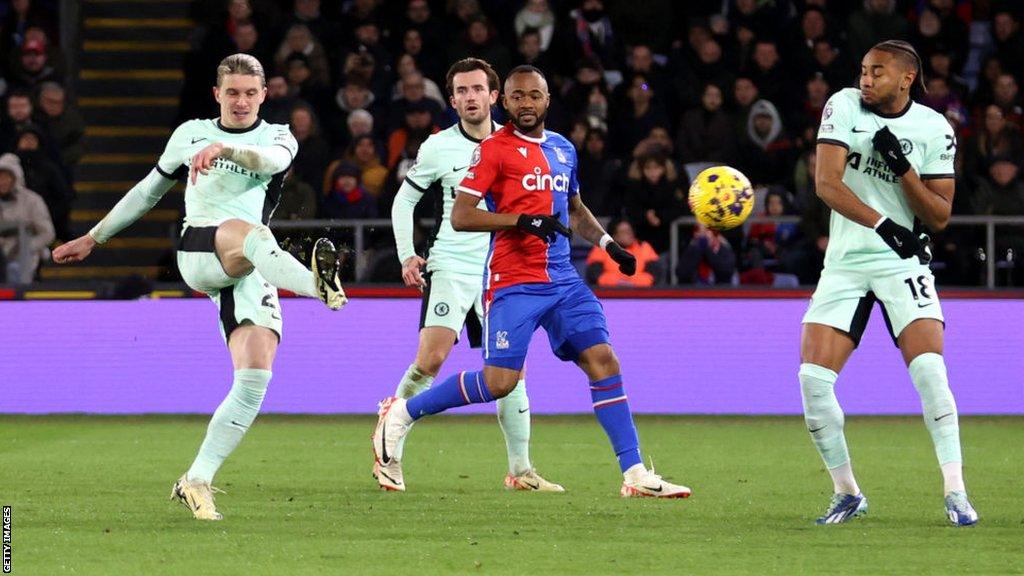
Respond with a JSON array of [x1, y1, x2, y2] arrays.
[[872, 40, 927, 96]]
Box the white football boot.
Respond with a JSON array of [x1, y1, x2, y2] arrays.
[[170, 474, 225, 520], [620, 464, 692, 499], [372, 397, 412, 491], [504, 469, 566, 492], [312, 238, 347, 310]]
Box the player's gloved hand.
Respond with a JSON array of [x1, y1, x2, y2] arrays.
[[917, 233, 933, 265], [871, 126, 911, 177], [874, 217, 922, 259], [606, 242, 637, 275], [517, 212, 572, 243]]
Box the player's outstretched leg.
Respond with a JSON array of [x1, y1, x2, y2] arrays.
[[498, 378, 564, 492], [799, 363, 867, 524], [172, 367, 271, 520], [574, 345, 690, 498], [374, 363, 435, 490], [373, 370, 496, 490], [907, 352, 978, 526]]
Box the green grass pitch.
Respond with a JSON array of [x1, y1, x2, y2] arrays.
[[1, 415, 1021, 575]]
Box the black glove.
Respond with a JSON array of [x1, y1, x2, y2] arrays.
[[517, 212, 572, 243], [872, 126, 911, 177], [875, 217, 922, 259], [606, 242, 637, 275]]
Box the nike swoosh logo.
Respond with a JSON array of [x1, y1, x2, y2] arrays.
[[917, 302, 933, 308], [808, 425, 827, 433], [452, 165, 468, 172], [378, 469, 403, 486], [191, 137, 207, 144], [642, 485, 663, 493], [934, 413, 953, 421], [894, 238, 903, 247], [380, 420, 390, 464], [518, 408, 529, 414], [852, 128, 869, 133], [230, 420, 249, 429], [271, 313, 281, 320], [523, 480, 539, 490]]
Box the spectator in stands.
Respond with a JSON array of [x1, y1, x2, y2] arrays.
[[0, 152, 53, 283], [386, 100, 439, 169], [562, 57, 609, 132], [400, 28, 444, 86], [449, 15, 512, 77], [610, 73, 670, 157], [36, 82, 84, 172], [230, 21, 271, 66], [971, 55, 1005, 113], [792, 74, 830, 144], [513, 27, 555, 73], [731, 76, 759, 140], [677, 82, 736, 165], [514, 0, 556, 53], [282, 52, 331, 116], [0, 89, 37, 151], [260, 75, 298, 124], [676, 224, 736, 285], [586, 219, 661, 287], [390, 70, 444, 129], [289, 105, 331, 194], [275, 168, 317, 220], [287, 0, 341, 52], [324, 134, 388, 197], [744, 39, 787, 110], [1, 0, 56, 55], [991, 10, 1024, 75], [331, 81, 383, 142], [846, 0, 908, 63], [11, 38, 59, 90], [922, 76, 967, 129], [789, 7, 830, 73], [741, 187, 798, 284], [738, 99, 797, 187], [274, 25, 331, 88], [398, 0, 444, 58], [344, 108, 376, 150], [563, 0, 618, 73], [919, 0, 968, 67], [964, 104, 1023, 177], [578, 127, 620, 217], [391, 55, 445, 109], [320, 162, 377, 219], [991, 73, 1022, 129], [784, 150, 830, 284], [622, 151, 681, 254], [810, 38, 852, 92], [15, 125, 71, 242], [971, 156, 1024, 284], [927, 45, 969, 100], [690, 38, 734, 105]]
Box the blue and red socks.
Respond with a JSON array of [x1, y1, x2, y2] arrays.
[[405, 370, 493, 420], [590, 375, 642, 472]]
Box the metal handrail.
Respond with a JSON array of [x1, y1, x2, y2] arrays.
[[668, 215, 1024, 288], [0, 220, 33, 284]]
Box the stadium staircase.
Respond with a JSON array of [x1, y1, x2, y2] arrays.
[[43, 0, 192, 282]]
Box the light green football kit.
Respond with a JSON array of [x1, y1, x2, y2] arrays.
[[166, 119, 297, 340], [390, 121, 539, 478], [394, 121, 497, 342], [806, 87, 956, 345]]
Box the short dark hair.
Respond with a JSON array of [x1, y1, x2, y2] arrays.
[[505, 64, 546, 89], [871, 39, 926, 94], [445, 57, 500, 96]]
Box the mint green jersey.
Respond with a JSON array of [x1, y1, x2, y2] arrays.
[[816, 88, 956, 268], [157, 118, 298, 228], [404, 122, 497, 276]]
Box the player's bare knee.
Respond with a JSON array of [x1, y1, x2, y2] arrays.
[[578, 345, 619, 379], [482, 367, 519, 398]]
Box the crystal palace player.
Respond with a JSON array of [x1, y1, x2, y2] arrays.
[[372, 65, 691, 498], [804, 41, 977, 525]]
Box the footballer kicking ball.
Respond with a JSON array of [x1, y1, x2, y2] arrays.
[[687, 166, 755, 230]]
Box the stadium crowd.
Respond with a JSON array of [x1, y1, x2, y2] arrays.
[[0, 0, 78, 282], [2, 0, 1023, 286]]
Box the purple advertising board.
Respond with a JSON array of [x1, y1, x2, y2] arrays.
[[1, 298, 1022, 414]]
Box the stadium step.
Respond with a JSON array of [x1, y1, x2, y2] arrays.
[[70, 0, 193, 283]]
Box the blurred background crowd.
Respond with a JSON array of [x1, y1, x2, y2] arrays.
[[1, 0, 1022, 287]]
